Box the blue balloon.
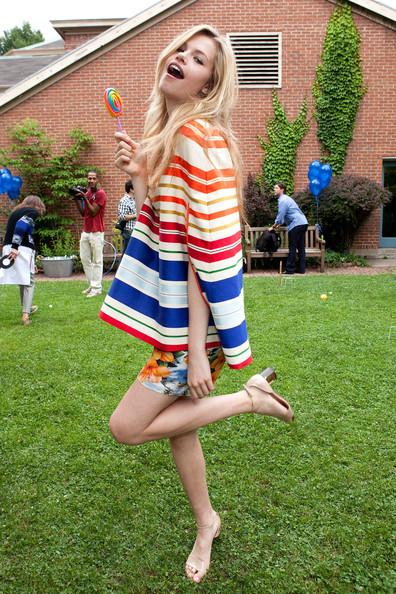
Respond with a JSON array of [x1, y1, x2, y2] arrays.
[[0, 170, 13, 193], [7, 188, 20, 200], [308, 160, 321, 181], [11, 175, 23, 191], [319, 163, 332, 190], [9, 175, 23, 198], [309, 178, 321, 197]]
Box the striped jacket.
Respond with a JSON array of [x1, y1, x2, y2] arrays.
[[100, 119, 252, 369]]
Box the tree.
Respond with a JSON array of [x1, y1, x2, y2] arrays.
[[0, 22, 44, 55], [0, 119, 95, 250]]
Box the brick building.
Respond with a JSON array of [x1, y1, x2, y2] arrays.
[[0, 0, 395, 254]]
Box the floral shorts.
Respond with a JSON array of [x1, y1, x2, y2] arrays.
[[137, 347, 226, 397]]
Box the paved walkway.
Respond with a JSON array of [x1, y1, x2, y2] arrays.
[[35, 260, 396, 282]]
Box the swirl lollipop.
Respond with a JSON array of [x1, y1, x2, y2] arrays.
[[104, 87, 123, 130]]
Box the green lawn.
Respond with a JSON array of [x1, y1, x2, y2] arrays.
[[0, 274, 395, 593]]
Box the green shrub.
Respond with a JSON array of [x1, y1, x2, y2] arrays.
[[325, 249, 367, 267], [39, 230, 78, 257], [294, 175, 391, 251], [244, 174, 277, 226], [0, 119, 96, 251]]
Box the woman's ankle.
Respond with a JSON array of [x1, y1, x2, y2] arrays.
[[195, 508, 217, 529]]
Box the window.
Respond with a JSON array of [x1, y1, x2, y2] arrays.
[[228, 32, 281, 88]]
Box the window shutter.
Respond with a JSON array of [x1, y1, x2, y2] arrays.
[[228, 32, 281, 88]]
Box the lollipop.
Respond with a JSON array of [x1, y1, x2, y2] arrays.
[[104, 87, 123, 130]]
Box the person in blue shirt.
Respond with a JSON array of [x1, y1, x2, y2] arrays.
[[269, 182, 308, 274]]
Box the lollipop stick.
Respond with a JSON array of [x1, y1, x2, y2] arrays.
[[116, 117, 123, 131]]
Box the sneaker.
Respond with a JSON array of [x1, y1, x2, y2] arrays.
[[82, 287, 92, 295], [86, 289, 102, 298], [30, 305, 39, 315]]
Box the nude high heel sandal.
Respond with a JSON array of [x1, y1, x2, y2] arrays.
[[185, 512, 221, 583], [244, 368, 294, 423]]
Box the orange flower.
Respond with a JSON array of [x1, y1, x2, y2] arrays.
[[156, 350, 175, 363], [139, 356, 171, 383]]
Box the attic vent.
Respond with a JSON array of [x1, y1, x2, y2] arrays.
[[228, 32, 281, 88]]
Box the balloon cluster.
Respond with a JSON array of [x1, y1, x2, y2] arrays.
[[0, 168, 23, 200], [308, 161, 332, 197]]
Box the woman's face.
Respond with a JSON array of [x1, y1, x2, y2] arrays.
[[159, 33, 217, 111]]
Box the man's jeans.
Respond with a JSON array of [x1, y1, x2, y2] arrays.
[[286, 224, 308, 274], [80, 231, 104, 290]]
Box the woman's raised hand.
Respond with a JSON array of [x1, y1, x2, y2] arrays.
[[114, 132, 147, 179]]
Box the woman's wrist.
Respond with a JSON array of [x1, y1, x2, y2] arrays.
[[188, 344, 207, 356]]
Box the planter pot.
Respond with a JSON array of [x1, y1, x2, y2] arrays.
[[41, 256, 74, 278]]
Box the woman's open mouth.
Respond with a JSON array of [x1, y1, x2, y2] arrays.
[[167, 63, 184, 79]]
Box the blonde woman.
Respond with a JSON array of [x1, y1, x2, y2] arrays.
[[100, 25, 293, 583]]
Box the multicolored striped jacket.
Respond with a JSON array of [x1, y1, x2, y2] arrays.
[[100, 119, 252, 369]]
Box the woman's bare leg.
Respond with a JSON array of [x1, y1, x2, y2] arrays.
[[109, 374, 291, 445], [170, 430, 219, 582], [109, 379, 251, 445]]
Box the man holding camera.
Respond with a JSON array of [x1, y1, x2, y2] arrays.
[[72, 171, 106, 297]]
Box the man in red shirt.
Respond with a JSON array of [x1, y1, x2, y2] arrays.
[[73, 171, 106, 297]]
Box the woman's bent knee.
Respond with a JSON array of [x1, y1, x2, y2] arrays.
[[109, 413, 144, 445]]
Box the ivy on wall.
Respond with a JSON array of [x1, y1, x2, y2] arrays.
[[313, 2, 366, 175], [257, 91, 309, 194]]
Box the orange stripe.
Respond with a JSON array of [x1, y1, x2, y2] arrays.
[[155, 195, 186, 208], [164, 168, 236, 193], [168, 155, 235, 182], [188, 205, 239, 221], [184, 120, 208, 136], [180, 125, 228, 149]]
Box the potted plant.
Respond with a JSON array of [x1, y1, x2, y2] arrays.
[[39, 231, 78, 278]]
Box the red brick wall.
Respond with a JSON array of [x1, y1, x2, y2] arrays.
[[64, 33, 100, 52], [1, 0, 395, 251]]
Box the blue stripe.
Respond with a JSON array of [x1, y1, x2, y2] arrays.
[[199, 269, 243, 303], [217, 320, 249, 349], [126, 235, 188, 281], [108, 278, 189, 328]]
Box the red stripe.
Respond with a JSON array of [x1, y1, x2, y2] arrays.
[[99, 311, 220, 351], [188, 243, 241, 263], [159, 231, 187, 245], [157, 194, 186, 208], [169, 155, 235, 182], [140, 215, 160, 237], [167, 165, 236, 193], [228, 355, 253, 369], [188, 230, 241, 250]]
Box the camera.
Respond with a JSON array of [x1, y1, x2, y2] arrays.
[[115, 219, 127, 232], [68, 185, 87, 197]]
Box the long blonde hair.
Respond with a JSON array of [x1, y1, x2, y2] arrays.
[[13, 195, 46, 215], [143, 25, 244, 210]]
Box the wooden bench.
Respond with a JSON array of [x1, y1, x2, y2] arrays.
[[244, 225, 326, 273]]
